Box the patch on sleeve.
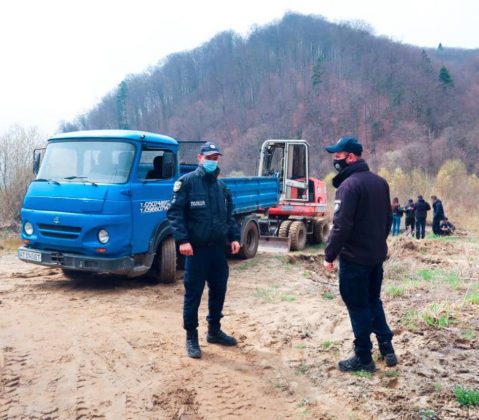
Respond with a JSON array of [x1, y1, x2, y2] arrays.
[[173, 181, 182, 192], [334, 199, 342, 213]]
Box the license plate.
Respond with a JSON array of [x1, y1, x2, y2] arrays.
[[18, 249, 42, 262]]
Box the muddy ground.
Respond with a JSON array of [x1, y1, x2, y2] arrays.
[[1, 235, 478, 419]]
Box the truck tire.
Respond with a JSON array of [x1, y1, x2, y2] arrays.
[[237, 220, 259, 259], [314, 220, 330, 243], [155, 237, 176, 283], [278, 220, 293, 238], [289, 221, 307, 251]]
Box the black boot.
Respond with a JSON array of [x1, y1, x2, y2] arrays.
[[206, 325, 237, 346], [378, 341, 398, 367], [186, 330, 201, 358], [338, 353, 376, 373]]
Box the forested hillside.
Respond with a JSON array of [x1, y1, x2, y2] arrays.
[[62, 13, 479, 177]]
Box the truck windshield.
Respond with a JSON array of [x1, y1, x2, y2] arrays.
[[37, 141, 135, 184]]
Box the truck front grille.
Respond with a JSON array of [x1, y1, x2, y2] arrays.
[[38, 224, 82, 240]]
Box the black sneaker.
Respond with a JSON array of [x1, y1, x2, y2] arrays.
[[378, 342, 398, 367], [186, 330, 201, 358], [206, 328, 237, 346], [338, 355, 376, 373]]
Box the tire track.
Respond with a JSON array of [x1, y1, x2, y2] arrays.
[[0, 347, 30, 420]]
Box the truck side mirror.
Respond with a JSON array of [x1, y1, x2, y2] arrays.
[[33, 148, 44, 175]]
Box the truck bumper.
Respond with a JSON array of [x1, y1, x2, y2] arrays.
[[17, 247, 134, 274]]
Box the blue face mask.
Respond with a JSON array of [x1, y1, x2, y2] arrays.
[[202, 159, 218, 173]]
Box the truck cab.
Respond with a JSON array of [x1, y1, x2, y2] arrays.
[[18, 130, 180, 282]]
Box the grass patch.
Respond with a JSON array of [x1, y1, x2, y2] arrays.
[[295, 343, 306, 349], [321, 340, 340, 351], [420, 302, 455, 329], [433, 383, 443, 392], [385, 284, 406, 297], [402, 309, 419, 331], [417, 268, 434, 282], [465, 291, 479, 305], [383, 370, 399, 378], [461, 330, 477, 340], [254, 285, 296, 303], [352, 370, 373, 379], [322, 291, 334, 300], [295, 363, 309, 376], [236, 259, 258, 271], [454, 386, 479, 406], [418, 408, 437, 419], [443, 271, 461, 289]]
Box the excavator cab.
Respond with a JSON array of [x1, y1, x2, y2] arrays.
[[258, 140, 309, 202]]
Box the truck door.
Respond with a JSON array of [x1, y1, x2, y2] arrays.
[[130, 146, 176, 254]]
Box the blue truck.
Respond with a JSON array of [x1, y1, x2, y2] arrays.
[[17, 130, 279, 283]]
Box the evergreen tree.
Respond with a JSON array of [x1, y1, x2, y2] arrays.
[[311, 56, 324, 88], [439, 66, 453, 88]]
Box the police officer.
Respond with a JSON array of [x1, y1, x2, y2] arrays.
[[414, 195, 431, 239], [323, 136, 397, 372], [167, 142, 241, 359], [431, 195, 445, 235]]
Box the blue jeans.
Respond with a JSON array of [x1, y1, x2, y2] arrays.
[[183, 244, 229, 331], [339, 258, 393, 360], [391, 214, 401, 236]]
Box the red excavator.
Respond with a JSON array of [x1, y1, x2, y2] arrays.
[[257, 139, 330, 252]]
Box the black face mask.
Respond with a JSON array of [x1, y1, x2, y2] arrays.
[[333, 158, 348, 172]]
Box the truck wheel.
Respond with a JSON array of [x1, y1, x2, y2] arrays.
[[314, 220, 330, 243], [278, 220, 293, 237], [237, 221, 259, 259], [289, 221, 307, 251], [155, 237, 176, 283]]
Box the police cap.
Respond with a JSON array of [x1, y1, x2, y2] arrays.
[[325, 136, 363, 155], [200, 142, 223, 156]]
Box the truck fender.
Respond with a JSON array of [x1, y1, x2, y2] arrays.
[[144, 220, 173, 269]]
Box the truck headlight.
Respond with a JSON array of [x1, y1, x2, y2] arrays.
[[98, 229, 109, 244], [24, 222, 34, 235]]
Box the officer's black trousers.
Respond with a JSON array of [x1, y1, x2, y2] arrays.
[[183, 244, 229, 332], [416, 217, 426, 239], [339, 258, 393, 361]]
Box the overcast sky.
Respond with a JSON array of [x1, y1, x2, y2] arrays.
[[1, 0, 478, 135]]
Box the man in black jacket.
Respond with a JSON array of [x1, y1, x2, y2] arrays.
[[431, 195, 445, 235], [403, 199, 415, 235], [167, 142, 241, 358], [414, 195, 431, 239], [323, 136, 396, 372]]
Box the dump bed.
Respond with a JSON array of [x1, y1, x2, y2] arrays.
[[222, 176, 279, 215]]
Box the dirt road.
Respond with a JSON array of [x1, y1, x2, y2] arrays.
[[1, 237, 478, 419]]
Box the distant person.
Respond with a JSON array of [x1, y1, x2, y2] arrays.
[[391, 197, 403, 236], [323, 136, 397, 373], [431, 195, 445, 235], [414, 195, 431, 239], [403, 199, 415, 236], [439, 217, 455, 235]]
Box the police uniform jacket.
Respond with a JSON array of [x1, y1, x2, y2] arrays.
[[325, 160, 392, 266], [167, 166, 240, 247]]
